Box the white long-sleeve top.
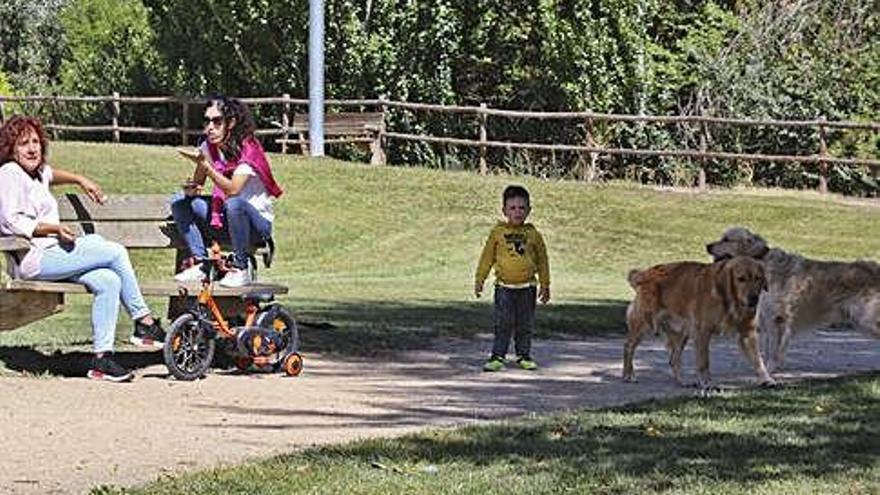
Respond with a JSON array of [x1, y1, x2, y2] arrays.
[[0, 162, 59, 279]]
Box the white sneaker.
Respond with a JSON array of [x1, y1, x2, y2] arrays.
[[218, 268, 253, 287], [174, 264, 205, 283]]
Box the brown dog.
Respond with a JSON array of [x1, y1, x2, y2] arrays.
[[623, 256, 775, 388], [707, 227, 880, 372]]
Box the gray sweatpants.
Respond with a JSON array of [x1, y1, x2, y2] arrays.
[[491, 285, 537, 358]]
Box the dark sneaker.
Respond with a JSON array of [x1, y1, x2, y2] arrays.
[[482, 355, 506, 372], [131, 318, 166, 349], [87, 355, 133, 382], [516, 355, 538, 371]]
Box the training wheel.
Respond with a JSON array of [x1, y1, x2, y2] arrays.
[[282, 352, 303, 376]]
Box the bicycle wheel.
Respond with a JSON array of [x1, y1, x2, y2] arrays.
[[163, 312, 216, 381], [281, 352, 304, 377]]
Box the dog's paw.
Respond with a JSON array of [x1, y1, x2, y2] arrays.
[[622, 373, 637, 383]]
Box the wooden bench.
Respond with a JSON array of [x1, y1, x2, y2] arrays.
[[277, 112, 386, 165], [0, 193, 288, 332]]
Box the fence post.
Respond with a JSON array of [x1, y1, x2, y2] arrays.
[[0, 98, 5, 123], [370, 95, 387, 165], [478, 103, 488, 175], [583, 116, 598, 182], [180, 99, 189, 146], [818, 116, 828, 194], [50, 96, 59, 140], [698, 119, 708, 191], [111, 91, 120, 143], [281, 93, 290, 154]]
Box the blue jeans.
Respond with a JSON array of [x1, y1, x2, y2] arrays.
[[491, 286, 537, 358], [170, 193, 273, 269], [33, 234, 151, 353]]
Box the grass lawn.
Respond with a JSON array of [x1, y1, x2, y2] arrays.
[[101, 372, 879, 495], [1, 141, 878, 358]]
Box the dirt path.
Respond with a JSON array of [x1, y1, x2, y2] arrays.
[[2, 330, 879, 495]]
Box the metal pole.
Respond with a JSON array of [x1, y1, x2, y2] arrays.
[[308, 0, 325, 157]]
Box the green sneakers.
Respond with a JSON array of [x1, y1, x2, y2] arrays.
[[516, 356, 538, 371], [482, 355, 505, 372], [483, 355, 538, 371]]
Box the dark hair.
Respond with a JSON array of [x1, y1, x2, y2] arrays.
[[502, 185, 530, 206], [0, 115, 48, 167], [205, 95, 257, 160]]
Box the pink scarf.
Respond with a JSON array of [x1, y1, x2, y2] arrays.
[[205, 137, 283, 228]]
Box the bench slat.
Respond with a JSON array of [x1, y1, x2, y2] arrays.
[[0, 236, 29, 251], [5, 279, 288, 297], [291, 112, 384, 135], [58, 193, 171, 221], [0, 291, 64, 331], [65, 221, 179, 248]]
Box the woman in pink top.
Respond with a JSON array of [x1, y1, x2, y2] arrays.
[[171, 96, 283, 287], [0, 116, 165, 382]]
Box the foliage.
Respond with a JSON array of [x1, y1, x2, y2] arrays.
[[0, 0, 68, 93], [698, 0, 880, 194], [0, 0, 877, 193], [0, 70, 12, 96], [58, 0, 164, 96], [53, 0, 170, 134]]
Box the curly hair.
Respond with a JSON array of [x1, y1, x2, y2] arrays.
[[0, 115, 48, 166], [205, 95, 257, 160]]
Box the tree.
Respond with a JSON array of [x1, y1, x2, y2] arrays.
[[0, 0, 68, 93], [58, 0, 164, 95]]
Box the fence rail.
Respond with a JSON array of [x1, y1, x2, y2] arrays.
[[1, 94, 877, 193]]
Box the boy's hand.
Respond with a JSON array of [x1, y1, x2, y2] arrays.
[[539, 286, 551, 304], [474, 281, 484, 298]]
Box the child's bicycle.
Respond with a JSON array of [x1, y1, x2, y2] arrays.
[[163, 245, 303, 381]]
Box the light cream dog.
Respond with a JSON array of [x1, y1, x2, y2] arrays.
[[623, 256, 774, 388], [707, 227, 880, 372]]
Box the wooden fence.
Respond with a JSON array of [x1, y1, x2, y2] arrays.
[[1, 94, 878, 193]]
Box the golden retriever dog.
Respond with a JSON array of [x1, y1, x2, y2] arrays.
[[623, 256, 774, 389], [707, 227, 880, 372]]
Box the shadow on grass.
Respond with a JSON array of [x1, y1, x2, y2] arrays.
[[297, 297, 628, 356], [0, 347, 162, 377], [279, 373, 880, 491]]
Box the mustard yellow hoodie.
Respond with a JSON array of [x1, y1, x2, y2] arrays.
[[475, 222, 550, 288]]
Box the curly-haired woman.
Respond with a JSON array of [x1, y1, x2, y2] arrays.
[[0, 115, 165, 382], [171, 96, 283, 287]]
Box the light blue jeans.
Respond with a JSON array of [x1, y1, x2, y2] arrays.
[[32, 234, 151, 353], [170, 193, 272, 269]]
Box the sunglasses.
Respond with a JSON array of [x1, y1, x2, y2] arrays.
[[203, 116, 225, 128]]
